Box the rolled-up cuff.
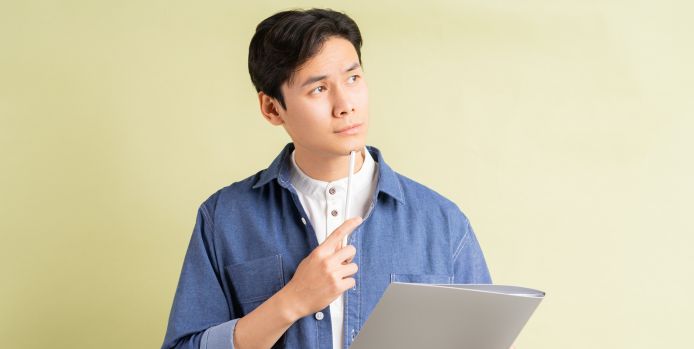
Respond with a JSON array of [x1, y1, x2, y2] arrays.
[[200, 319, 240, 349]]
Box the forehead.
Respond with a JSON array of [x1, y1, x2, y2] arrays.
[[288, 37, 360, 86]]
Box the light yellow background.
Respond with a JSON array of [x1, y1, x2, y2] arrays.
[[2, 0, 692, 348]]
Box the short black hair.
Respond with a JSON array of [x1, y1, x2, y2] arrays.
[[248, 8, 363, 110]]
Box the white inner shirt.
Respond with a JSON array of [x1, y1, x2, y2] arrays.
[[289, 147, 379, 349]]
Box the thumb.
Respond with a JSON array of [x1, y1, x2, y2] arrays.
[[324, 216, 363, 248]]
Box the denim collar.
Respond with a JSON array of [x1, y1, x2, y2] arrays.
[[252, 143, 405, 204]]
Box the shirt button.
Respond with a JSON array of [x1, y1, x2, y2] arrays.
[[329, 187, 336, 195], [331, 209, 338, 217], [315, 311, 324, 320], [351, 329, 356, 340], [301, 217, 307, 225]]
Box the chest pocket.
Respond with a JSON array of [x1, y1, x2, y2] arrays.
[[390, 273, 453, 284], [225, 254, 284, 315]]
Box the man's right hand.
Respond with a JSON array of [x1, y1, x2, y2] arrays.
[[280, 216, 363, 320]]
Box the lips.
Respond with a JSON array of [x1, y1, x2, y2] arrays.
[[335, 123, 363, 133]]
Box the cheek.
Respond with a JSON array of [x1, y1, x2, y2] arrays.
[[355, 84, 369, 107], [287, 99, 330, 129]]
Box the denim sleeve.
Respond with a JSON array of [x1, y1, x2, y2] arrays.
[[200, 319, 239, 349], [161, 204, 238, 349], [452, 213, 492, 284]]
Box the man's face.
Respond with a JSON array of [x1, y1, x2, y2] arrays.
[[268, 36, 369, 158]]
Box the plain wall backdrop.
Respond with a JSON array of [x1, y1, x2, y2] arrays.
[[1, 0, 692, 348]]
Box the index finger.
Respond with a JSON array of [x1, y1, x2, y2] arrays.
[[323, 216, 363, 249]]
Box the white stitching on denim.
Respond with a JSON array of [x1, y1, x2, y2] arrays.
[[452, 221, 472, 261]]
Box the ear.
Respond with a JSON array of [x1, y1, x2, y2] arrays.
[[258, 92, 284, 126]]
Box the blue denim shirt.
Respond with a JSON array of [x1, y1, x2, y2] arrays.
[[161, 143, 491, 349]]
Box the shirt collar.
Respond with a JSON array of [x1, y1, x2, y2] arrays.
[[252, 143, 405, 204], [288, 146, 376, 199]]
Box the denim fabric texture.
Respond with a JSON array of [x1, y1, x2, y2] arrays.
[[161, 143, 492, 349]]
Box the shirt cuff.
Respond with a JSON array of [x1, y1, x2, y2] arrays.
[[200, 319, 240, 349]]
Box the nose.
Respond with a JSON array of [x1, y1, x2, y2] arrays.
[[332, 85, 355, 118]]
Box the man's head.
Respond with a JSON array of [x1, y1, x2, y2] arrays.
[[248, 9, 369, 158]]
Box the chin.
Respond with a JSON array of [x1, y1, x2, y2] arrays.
[[316, 142, 361, 157], [301, 136, 366, 157], [337, 138, 366, 154]]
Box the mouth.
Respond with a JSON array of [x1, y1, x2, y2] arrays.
[[335, 123, 363, 134]]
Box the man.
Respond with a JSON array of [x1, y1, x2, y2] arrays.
[[162, 8, 491, 349]]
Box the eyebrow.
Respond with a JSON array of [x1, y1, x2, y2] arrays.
[[300, 62, 361, 88]]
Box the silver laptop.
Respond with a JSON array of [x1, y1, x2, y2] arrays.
[[349, 283, 544, 349]]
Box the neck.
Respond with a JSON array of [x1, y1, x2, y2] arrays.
[[293, 145, 365, 182]]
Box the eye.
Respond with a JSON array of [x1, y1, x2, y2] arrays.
[[311, 86, 326, 94], [348, 75, 360, 83]]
